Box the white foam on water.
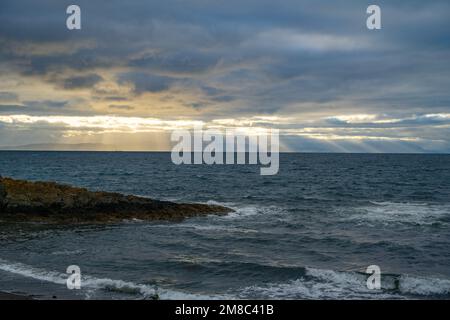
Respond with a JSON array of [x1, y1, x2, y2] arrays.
[[205, 200, 258, 218], [2, 258, 448, 300], [399, 275, 450, 296], [238, 267, 450, 299], [206, 200, 233, 207], [238, 267, 397, 299], [0, 259, 67, 286], [205, 200, 287, 220], [0, 258, 230, 300], [221, 205, 286, 220], [343, 202, 450, 226]]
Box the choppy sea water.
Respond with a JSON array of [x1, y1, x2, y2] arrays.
[[0, 152, 449, 299]]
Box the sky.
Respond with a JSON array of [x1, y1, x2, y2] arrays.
[[0, 0, 450, 152]]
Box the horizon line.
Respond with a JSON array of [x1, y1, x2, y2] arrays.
[[0, 150, 449, 155]]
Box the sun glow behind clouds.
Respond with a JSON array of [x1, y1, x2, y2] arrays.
[[0, 115, 204, 132], [1, 113, 449, 152]]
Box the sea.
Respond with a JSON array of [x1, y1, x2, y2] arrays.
[[0, 152, 449, 299]]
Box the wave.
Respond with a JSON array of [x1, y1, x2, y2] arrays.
[[0, 258, 229, 300], [238, 267, 450, 299], [208, 202, 287, 220], [399, 275, 450, 296], [1, 258, 449, 299], [342, 201, 450, 226]]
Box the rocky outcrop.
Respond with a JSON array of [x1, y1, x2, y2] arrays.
[[0, 177, 232, 223]]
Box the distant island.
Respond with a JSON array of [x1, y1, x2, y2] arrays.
[[0, 143, 118, 151], [0, 176, 232, 223]]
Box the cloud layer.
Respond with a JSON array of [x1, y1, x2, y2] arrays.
[[1, 0, 450, 152]]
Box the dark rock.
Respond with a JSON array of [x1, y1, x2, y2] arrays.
[[0, 176, 6, 210], [0, 177, 233, 223]]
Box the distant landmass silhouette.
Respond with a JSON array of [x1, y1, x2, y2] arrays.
[[0, 143, 118, 151]]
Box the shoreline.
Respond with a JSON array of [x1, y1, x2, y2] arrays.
[[0, 291, 34, 300]]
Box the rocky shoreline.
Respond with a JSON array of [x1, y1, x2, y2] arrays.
[[0, 176, 232, 223]]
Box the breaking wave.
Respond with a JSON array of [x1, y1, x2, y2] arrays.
[[238, 267, 450, 299], [1, 258, 449, 299], [342, 201, 450, 226], [0, 258, 230, 300]]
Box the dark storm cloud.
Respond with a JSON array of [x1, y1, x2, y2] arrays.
[[19, 51, 113, 76], [129, 50, 220, 75], [201, 86, 237, 103], [62, 74, 103, 89], [2, 1, 449, 101], [117, 72, 177, 94]]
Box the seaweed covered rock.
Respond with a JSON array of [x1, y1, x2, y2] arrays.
[[0, 177, 232, 223]]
